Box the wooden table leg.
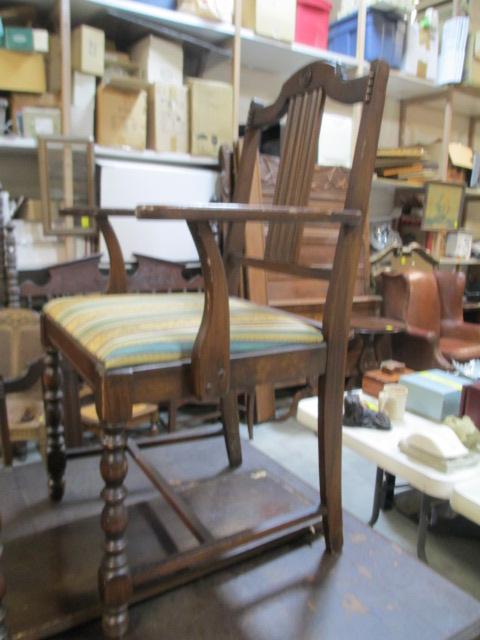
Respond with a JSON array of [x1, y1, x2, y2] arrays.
[[0, 516, 8, 640], [99, 422, 132, 639], [43, 348, 67, 502], [369, 467, 384, 527], [417, 493, 432, 563]]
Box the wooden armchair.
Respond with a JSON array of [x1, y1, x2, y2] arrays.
[[38, 60, 388, 638]]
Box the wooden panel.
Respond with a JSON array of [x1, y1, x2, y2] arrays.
[[251, 156, 368, 315]]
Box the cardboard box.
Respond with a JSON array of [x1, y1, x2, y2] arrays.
[[188, 78, 232, 156], [178, 0, 233, 23], [33, 29, 49, 53], [5, 28, 49, 53], [402, 8, 439, 81], [427, 141, 473, 183], [21, 107, 61, 137], [18, 199, 43, 223], [242, 0, 296, 42], [445, 229, 473, 259], [460, 382, 480, 429], [96, 84, 147, 150], [72, 25, 105, 76], [148, 83, 188, 153], [10, 92, 60, 133], [130, 35, 183, 85], [71, 71, 96, 138], [0, 50, 46, 93], [400, 369, 471, 421]]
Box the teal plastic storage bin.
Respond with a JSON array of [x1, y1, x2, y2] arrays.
[[328, 8, 406, 68], [399, 369, 472, 422]]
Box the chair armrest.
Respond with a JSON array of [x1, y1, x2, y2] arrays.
[[441, 320, 480, 342], [61, 207, 133, 294], [136, 203, 362, 226], [2, 357, 44, 393], [404, 324, 438, 343]]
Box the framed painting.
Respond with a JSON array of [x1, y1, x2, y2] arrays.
[[422, 181, 465, 232]]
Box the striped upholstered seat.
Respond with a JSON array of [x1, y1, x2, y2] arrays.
[[44, 293, 323, 371]]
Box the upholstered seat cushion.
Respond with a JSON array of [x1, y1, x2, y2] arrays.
[[44, 293, 323, 371]]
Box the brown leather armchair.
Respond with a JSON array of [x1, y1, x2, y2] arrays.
[[380, 269, 480, 370]]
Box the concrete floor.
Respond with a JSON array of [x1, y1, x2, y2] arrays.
[[246, 418, 480, 603]]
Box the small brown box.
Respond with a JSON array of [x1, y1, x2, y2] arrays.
[[460, 382, 480, 430], [362, 368, 414, 398], [96, 84, 147, 150]]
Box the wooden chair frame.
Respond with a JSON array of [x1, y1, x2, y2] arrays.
[[36, 60, 388, 639]]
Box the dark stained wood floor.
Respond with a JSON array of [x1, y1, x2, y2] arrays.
[[2, 438, 480, 640]]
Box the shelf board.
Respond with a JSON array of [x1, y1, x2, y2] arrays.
[[0, 137, 218, 168], [372, 177, 424, 192], [240, 30, 359, 76], [73, 0, 234, 43], [75, 1, 361, 76], [401, 83, 480, 117], [439, 257, 480, 266], [387, 70, 442, 101], [372, 179, 480, 201], [95, 145, 218, 167]]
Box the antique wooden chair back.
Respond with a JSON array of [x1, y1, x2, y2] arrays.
[[224, 60, 388, 361]]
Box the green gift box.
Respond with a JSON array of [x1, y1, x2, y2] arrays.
[[5, 27, 33, 52], [399, 369, 472, 422]]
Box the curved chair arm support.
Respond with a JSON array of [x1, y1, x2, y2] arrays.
[[97, 216, 129, 294], [61, 207, 131, 294], [2, 357, 44, 393], [187, 221, 230, 401]]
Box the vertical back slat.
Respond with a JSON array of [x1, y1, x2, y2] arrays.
[[265, 88, 326, 263]]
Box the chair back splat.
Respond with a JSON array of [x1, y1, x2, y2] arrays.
[[225, 60, 389, 348]]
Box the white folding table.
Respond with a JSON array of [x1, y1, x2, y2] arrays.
[[297, 395, 480, 561]]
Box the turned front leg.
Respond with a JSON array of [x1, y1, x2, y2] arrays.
[[0, 516, 8, 640], [43, 348, 66, 502], [99, 422, 132, 638]]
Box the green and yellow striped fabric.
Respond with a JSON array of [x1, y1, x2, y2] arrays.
[[44, 293, 323, 371]]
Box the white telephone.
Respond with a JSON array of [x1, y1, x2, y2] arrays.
[[402, 426, 468, 460]]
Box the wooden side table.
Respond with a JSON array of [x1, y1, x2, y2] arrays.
[[350, 316, 406, 376]]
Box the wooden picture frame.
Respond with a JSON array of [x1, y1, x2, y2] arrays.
[[422, 181, 465, 232], [38, 136, 96, 237]]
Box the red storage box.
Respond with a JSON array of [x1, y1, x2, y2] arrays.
[[460, 382, 480, 430], [295, 0, 332, 49]]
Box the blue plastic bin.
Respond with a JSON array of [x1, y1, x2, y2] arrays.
[[328, 8, 406, 68], [131, 0, 177, 8]]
